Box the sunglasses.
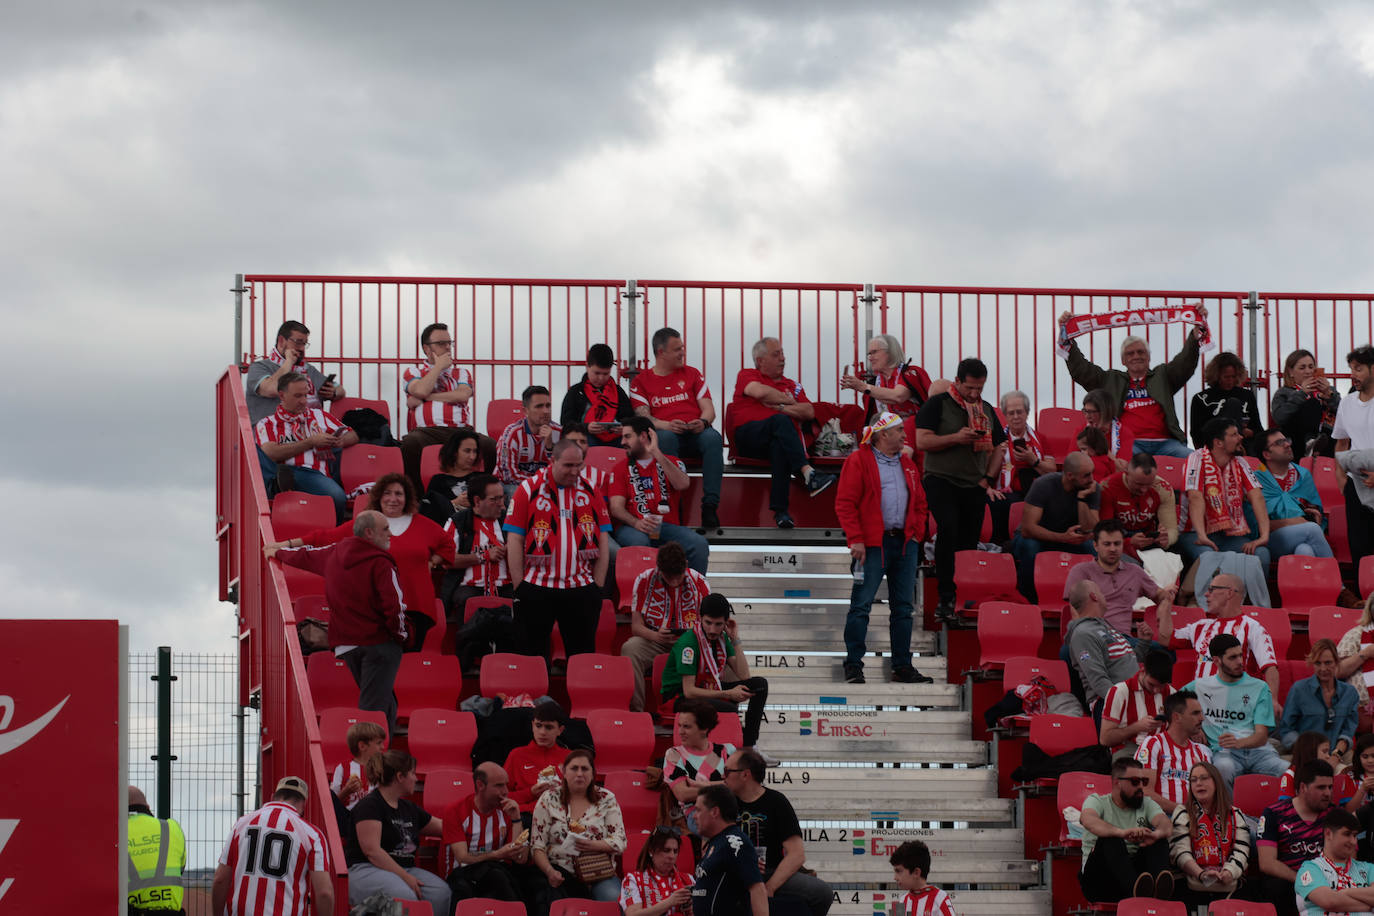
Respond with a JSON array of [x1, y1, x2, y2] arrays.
[[653, 825, 683, 837], [1116, 776, 1148, 787]]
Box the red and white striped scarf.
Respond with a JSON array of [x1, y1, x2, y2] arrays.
[[948, 385, 992, 452], [269, 347, 317, 395], [999, 425, 1044, 491], [272, 405, 317, 440], [692, 622, 728, 690], [1190, 808, 1235, 868], [1194, 449, 1250, 536], [1267, 463, 1300, 492]]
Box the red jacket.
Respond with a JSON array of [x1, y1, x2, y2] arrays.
[[503, 741, 568, 811], [276, 537, 407, 647], [834, 444, 929, 548]]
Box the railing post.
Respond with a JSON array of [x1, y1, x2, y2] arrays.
[[151, 646, 178, 819], [232, 273, 247, 367], [1245, 290, 1261, 379], [860, 283, 876, 344], [624, 279, 640, 369], [235, 700, 247, 818]]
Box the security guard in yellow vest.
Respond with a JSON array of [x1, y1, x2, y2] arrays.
[[127, 786, 186, 915]]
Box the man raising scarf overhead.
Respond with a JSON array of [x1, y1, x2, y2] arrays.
[[659, 594, 777, 767]]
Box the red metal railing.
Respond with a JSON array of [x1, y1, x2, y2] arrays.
[[1258, 293, 1374, 393], [215, 370, 349, 911]]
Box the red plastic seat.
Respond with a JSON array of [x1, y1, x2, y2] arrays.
[[1154, 456, 1185, 492], [567, 654, 637, 717], [396, 653, 463, 719], [1240, 606, 1293, 660], [1033, 552, 1094, 613], [419, 444, 445, 488], [486, 400, 525, 440], [306, 652, 356, 711], [1029, 714, 1098, 757], [976, 603, 1043, 670], [1118, 899, 1186, 916], [1277, 556, 1343, 614], [1036, 407, 1088, 462], [331, 397, 392, 426], [406, 708, 477, 775], [585, 709, 655, 772], [1008, 500, 1025, 539], [271, 491, 336, 540], [396, 902, 433, 916], [479, 653, 549, 699], [340, 444, 404, 493], [596, 600, 617, 655], [1274, 659, 1308, 706], [550, 902, 622, 916], [420, 766, 473, 816], [1002, 656, 1071, 693], [603, 770, 661, 831], [672, 709, 744, 749], [1207, 901, 1278, 916], [317, 707, 387, 767], [953, 551, 1020, 611], [1301, 456, 1346, 509], [585, 446, 627, 482], [293, 595, 331, 623], [1329, 508, 1354, 563], [1362, 556, 1374, 599], [1056, 771, 1113, 846], [614, 547, 659, 611], [651, 653, 675, 725], [622, 826, 695, 875], [455, 897, 524, 916], [1232, 773, 1281, 818], [1309, 605, 1361, 646], [279, 563, 325, 600]]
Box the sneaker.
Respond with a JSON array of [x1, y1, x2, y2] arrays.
[[700, 505, 721, 530], [1131, 871, 1155, 899], [1153, 870, 1174, 900], [891, 665, 934, 684], [751, 746, 782, 767], [774, 511, 796, 529], [805, 471, 837, 497], [934, 602, 959, 624], [843, 664, 865, 684]]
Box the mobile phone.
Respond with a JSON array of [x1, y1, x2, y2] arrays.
[[1012, 438, 1027, 450], [324, 373, 336, 385]]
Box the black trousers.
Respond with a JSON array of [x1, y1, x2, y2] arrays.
[[515, 582, 601, 659], [923, 475, 987, 605], [733, 414, 809, 512], [447, 860, 541, 910], [340, 641, 402, 738], [1255, 875, 1298, 916], [1077, 835, 1170, 903], [670, 676, 769, 747], [1346, 478, 1374, 564]]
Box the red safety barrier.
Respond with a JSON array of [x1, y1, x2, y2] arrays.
[[216, 369, 350, 911], [1258, 292, 1374, 394]]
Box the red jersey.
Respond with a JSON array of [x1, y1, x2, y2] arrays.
[[1099, 472, 1164, 536], [504, 470, 610, 589], [329, 760, 370, 810], [442, 794, 513, 855], [403, 362, 474, 431], [447, 516, 510, 590], [1134, 732, 1212, 806], [504, 742, 568, 811], [495, 419, 561, 484], [866, 364, 932, 420], [730, 369, 810, 429], [631, 366, 711, 423], [1172, 615, 1277, 678], [901, 885, 957, 916], [255, 407, 345, 472], [1102, 674, 1175, 751], [612, 456, 687, 525], [621, 868, 694, 916], [1120, 376, 1169, 439], [632, 567, 710, 630], [218, 801, 330, 916]]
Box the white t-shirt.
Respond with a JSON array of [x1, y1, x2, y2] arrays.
[[1333, 393, 1374, 450]]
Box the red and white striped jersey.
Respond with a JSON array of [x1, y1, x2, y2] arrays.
[[1102, 674, 1175, 750], [901, 885, 957, 916], [1134, 732, 1212, 806], [504, 470, 611, 589], [255, 407, 345, 472], [446, 516, 511, 590], [403, 362, 474, 431], [441, 795, 512, 855], [1172, 614, 1278, 679], [621, 868, 694, 916], [495, 419, 561, 484], [218, 801, 329, 916], [328, 760, 370, 810], [580, 465, 611, 501]]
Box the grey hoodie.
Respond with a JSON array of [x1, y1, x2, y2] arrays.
[[1064, 615, 1146, 707]]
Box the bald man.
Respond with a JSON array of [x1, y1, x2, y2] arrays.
[[1011, 451, 1101, 602], [443, 762, 533, 906]]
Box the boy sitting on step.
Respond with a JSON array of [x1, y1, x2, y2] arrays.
[[890, 840, 957, 916]]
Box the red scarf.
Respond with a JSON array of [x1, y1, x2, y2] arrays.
[[1320, 856, 1355, 892], [273, 405, 317, 440], [1291, 383, 1339, 428], [999, 425, 1044, 491], [1267, 464, 1299, 492], [582, 380, 620, 426], [947, 386, 992, 452], [692, 622, 728, 690], [1190, 809, 1234, 868], [1194, 448, 1249, 536], [269, 348, 317, 396]]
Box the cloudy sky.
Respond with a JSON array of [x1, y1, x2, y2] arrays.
[[3, 0, 1373, 655]]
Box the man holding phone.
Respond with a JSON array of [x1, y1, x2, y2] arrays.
[[245, 320, 344, 424], [561, 344, 635, 445], [255, 372, 358, 518]]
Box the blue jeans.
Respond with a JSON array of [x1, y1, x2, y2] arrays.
[[1212, 743, 1287, 788], [656, 427, 724, 509], [1266, 521, 1334, 559], [843, 533, 920, 669], [1133, 438, 1193, 459], [613, 523, 709, 573], [1010, 534, 1091, 603], [1177, 530, 1270, 569], [259, 446, 347, 518]]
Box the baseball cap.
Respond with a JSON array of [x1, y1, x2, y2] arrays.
[[275, 776, 309, 800]]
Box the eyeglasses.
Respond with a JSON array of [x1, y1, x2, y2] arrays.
[[1205, 585, 1236, 594], [1268, 437, 1292, 447], [722, 767, 748, 774], [653, 825, 683, 838], [427, 339, 454, 349], [1116, 776, 1148, 787], [285, 338, 309, 349]]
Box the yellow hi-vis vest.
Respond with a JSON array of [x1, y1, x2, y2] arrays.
[[127, 812, 186, 911]]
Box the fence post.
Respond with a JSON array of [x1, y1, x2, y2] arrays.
[[232, 273, 246, 367], [1245, 291, 1261, 381], [235, 701, 247, 818], [151, 646, 178, 819], [860, 283, 877, 347], [624, 280, 640, 369]]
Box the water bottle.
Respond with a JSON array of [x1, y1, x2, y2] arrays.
[[852, 556, 865, 584]]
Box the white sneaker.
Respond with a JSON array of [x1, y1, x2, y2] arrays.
[[752, 746, 782, 767]]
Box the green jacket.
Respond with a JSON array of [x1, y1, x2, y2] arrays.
[[1064, 332, 1201, 444]]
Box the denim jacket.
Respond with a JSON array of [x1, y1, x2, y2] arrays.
[[1279, 675, 1358, 750]]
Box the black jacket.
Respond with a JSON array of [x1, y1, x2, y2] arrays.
[[560, 374, 634, 443]]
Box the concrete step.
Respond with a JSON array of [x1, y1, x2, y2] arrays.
[[758, 708, 970, 742], [761, 767, 1010, 823], [735, 601, 936, 652], [749, 655, 947, 679], [806, 853, 1039, 887], [763, 680, 961, 709], [760, 733, 987, 765], [827, 889, 1050, 916], [710, 572, 887, 600], [801, 826, 1022, 865], [708, 545, 856, 575]]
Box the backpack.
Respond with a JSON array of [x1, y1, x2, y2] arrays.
[[341, 408, 398, 447]]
